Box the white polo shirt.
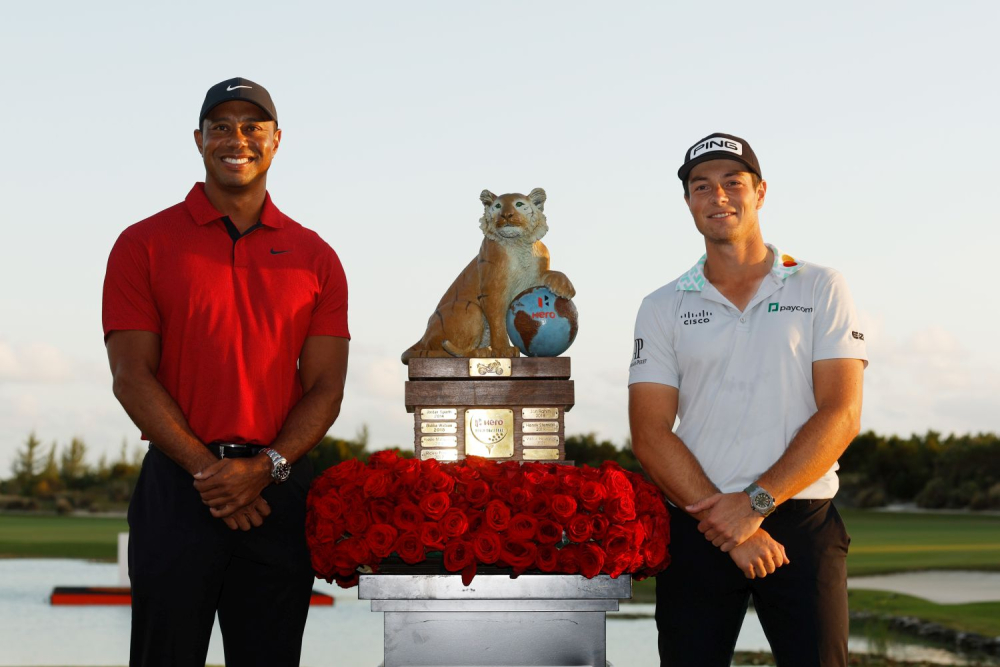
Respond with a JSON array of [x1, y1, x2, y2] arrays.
[[628, 245, 868, 499]]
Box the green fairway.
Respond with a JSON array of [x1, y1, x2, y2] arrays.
[[848, 588, 1000, 637], [840, 509, 1000, 576], [0, 514, 128, 560]]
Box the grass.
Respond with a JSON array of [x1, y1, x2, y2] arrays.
[[848, 589, 1000, 638], [0, 514, 128, 560]]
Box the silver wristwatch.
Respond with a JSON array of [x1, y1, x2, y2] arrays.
[[743, 482, 776, 517], [261, 448, 291, 484]]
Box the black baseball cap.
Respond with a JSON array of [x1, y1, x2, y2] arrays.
[[677, 132, 761, 182], [199, 77, 278, 128]]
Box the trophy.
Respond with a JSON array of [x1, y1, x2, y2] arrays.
[[400, 188, 578, 463]]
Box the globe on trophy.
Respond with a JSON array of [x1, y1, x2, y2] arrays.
[[506, 286, 579, 357]]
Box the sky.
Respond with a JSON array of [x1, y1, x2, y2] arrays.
[[1, 0, 999, 471]]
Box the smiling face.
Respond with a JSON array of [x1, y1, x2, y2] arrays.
[[684, 159, 766, 246], [193, 100, 281, 191]]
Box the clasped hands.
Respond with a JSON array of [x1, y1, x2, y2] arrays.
[[686, 492, 789, 579], [193, 457, 273, 532]]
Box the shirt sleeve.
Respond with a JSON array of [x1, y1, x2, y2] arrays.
[[308, 245, 350, 339], [102, 230, 160, 340], [628, 295, 679, 388], [812, 270, 868, 367]]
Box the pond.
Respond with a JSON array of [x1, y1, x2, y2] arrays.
[[0, 560, 993, 666]]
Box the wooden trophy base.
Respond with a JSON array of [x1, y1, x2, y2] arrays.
[[405, 357, 574, 463]]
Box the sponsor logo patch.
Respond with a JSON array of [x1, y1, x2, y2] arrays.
[[690, 137, 743, 159], [852, 331, 865, 341], [767, 303, 813, 314], [630, 339, 646, 367], [681, 309, 712, 326]]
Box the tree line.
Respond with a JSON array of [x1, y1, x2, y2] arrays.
[[2, 429, 998, 512]]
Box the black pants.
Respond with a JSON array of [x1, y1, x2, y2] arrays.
[[655, 500, 850, 667], [128, 445, 315, 667]]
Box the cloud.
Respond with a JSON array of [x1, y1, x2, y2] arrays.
[[0, 340, 75, 382]]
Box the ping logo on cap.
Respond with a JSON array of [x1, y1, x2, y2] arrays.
[[690, 137, 743, 160]]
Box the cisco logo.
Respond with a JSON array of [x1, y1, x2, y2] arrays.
[[682, 309, 712, 325]]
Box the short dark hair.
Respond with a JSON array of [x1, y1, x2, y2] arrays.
[[683, 171, 761, 198]]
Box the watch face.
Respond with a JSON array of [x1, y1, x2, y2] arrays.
[[753, 492, 773, 510], [274, 461, 291, 482]]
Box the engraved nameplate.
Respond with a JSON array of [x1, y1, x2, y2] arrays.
[[521, 421, 559, 434], [421, 422, 457, 434], [522, 407, 559, 420], [523, 449, 560, 460], [465, 409, 514, 458], [420, 449, 458, 461], [522, 435, 560, 448], [468, 358, 512, 377], [421, 408, 458, 420], [421, 436, 458, 448]]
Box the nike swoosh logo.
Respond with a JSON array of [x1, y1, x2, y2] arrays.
[[270, 249, 291, 254], [227, 85, 252, 91]]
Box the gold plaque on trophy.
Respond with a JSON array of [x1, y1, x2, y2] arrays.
[[465, 409, 514, 458], [522, 435, 560, 448], [522, 407, 559, 420], [421, 408, 458, 420], [421, 422, 457, 434], [420, 449, 458, 461], [522, 421, 559, 434], [468, 358, 512, 377], [523, 449, 560, 460], [421, 436, 458, 448]]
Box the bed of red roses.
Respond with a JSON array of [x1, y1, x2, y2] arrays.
[[305, 450, 670, 588]]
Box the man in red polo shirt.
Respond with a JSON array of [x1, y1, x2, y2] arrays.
[[103, 78, 350, 667]]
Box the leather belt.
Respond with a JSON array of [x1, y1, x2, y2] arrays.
[[207, 442, 266, 459]]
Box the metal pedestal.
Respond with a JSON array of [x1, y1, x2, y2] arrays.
[[359, 574, 631, 667]]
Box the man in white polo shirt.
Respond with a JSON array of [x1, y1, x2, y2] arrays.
[[629, 132, 867, 666]]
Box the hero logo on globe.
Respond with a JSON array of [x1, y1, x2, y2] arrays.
[[690, 138, 742, 159]]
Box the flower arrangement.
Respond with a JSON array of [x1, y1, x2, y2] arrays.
[[305, 450, 670, 588]]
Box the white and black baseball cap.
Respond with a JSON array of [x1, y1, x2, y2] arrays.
[[199, 77, 278, 127], [678, 132, 761, 182]]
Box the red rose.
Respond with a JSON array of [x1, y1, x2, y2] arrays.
[[578, 543, 606, 579], [643, 533, 669, 570], [465, 509, 485, 533], [500, 539, 538, 574], [393, 531, 425, 564], [313, 493, 344, 522], [443, 539, 476, 572], [367, 450, 399, 468], [605, 494, 637, 522], [484, 500, 510, 531], [507, 513, 538, 541], [591, 514, 609, 540], [364, 523, 398, 558], [439, 507, 470, 538], [334, 571, 360, 589], [322, 458, 364, 484], [392, 502, 424, 532], [471, 530, 502, 564], [342, 535, 372, 566], [556, 466, 584, 493], [451, 465, 480, 486], [428, 468, 456, 494], [508, 486, 533, 507], [550, 494, 577, 522], [420, 521, 446, 550], [600, 463, 631, 498], [525, 494, 551, 517], [344, 509, 371, 535], [369, 500, 394, 525], [363, 470, 392, 498], [419, 491, 452, 521], [579, 481, 607, 511], [536, 545, 559, 572], [566, 514, 593, 543], [464, 480, 490, 508], [556, 545, 580, 574], [603, 525, 632, 557], [535, 519, 563, 545]]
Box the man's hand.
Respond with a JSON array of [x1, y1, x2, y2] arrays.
[[193, 457, 272, 518], [729, 528, 789, 579], [687, 491, 763, 552], [221, 495, 271, 531]]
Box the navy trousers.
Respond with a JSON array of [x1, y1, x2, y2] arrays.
[[655, 500, 850, 667], [128, 445, 315, 667]]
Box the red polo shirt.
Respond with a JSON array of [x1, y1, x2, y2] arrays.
[[102, 183, 350, 445]]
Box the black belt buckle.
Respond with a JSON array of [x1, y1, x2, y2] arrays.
[[209, 442, 264, 459]]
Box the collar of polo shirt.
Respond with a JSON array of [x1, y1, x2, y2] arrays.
[[676, 244, 805, 292]]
